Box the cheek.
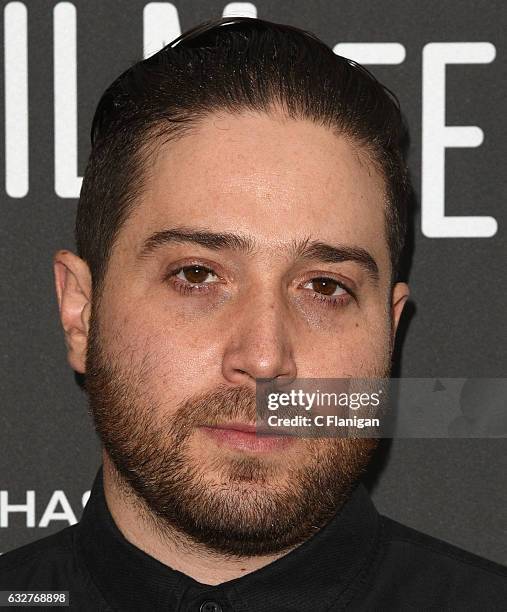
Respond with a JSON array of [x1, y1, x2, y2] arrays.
[[297, 309, 391, 377], [102, 302, 225, 402], [349, 314, 392, 372]]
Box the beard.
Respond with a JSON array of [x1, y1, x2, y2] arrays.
[[84, 303, 389, 558]]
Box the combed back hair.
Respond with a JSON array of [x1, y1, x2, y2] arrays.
[[76, 16, 410, 303]]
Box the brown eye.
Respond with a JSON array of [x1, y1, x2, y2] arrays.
[[178, 265, 215, 284], [307, 277, 347, 296]]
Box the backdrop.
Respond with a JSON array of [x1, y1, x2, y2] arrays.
[[1, 1, 505, 565]]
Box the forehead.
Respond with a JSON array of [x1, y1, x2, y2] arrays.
[[121, 110, 389, 272]]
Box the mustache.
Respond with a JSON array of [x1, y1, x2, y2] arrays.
[[168, 383, 259, 440]]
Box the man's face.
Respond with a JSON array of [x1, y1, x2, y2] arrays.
[[80, 110, 408, 556]]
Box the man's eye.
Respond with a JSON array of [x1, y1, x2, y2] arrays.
[[175, 265, 217, 284], [302, 277, 353, 309], [165, 264, 220, 297], [304, 277, 347, 296]]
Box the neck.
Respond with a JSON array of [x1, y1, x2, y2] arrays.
[[101, 451, 297, 585]]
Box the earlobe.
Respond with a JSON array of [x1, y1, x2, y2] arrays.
[[52, 250, 92, 374]]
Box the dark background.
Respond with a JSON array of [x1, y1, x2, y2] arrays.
[[1, 1, 505, 564]]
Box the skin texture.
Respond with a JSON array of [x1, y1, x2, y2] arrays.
[[53, 109, 409, 585]]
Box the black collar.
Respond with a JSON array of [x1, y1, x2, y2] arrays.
[[76, 466, 380, 612]]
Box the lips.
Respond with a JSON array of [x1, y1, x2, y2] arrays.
[[199, 421, 297, 452]]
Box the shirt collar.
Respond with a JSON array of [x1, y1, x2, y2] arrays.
[[76, 465, 380, 612]]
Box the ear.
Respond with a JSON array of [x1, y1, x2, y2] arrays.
[[53, 250, 92, 374], [391, 282, 410, 338]]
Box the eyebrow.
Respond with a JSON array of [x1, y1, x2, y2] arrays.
[[136, 226, 379, 284]]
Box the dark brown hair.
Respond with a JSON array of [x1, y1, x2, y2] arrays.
[[76, 16, 410, 303]]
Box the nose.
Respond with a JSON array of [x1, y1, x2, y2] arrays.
[[221, 287, 297, 387]]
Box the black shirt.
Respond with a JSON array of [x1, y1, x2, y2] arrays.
[[1, 465, 506, 611]]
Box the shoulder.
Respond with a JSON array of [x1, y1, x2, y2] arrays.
[[0, 525, 77, 588], [0, 526, 108, 610], [380, 514, 507, 577], [371, 514, 507, 609]]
